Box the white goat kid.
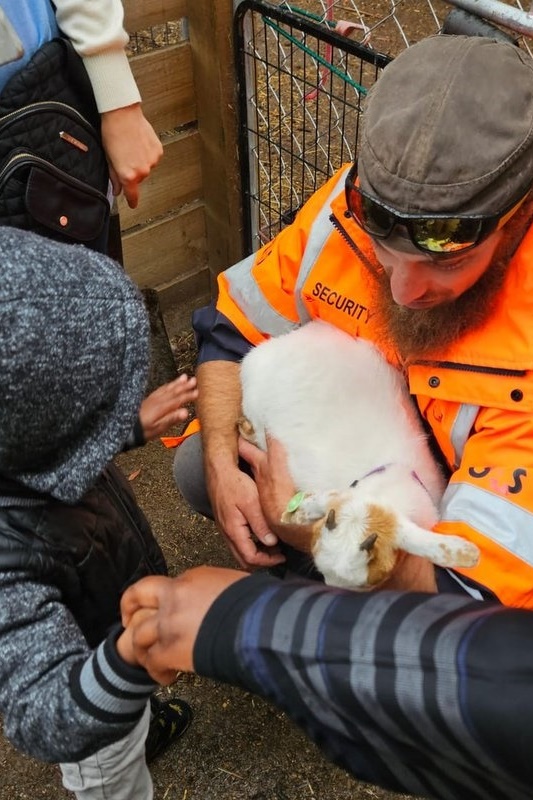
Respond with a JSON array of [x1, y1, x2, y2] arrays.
[[238, 321, 479, 591]]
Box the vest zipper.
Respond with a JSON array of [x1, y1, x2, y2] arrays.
[[329, 212, 381, 277], [413, 360, 526, 378]]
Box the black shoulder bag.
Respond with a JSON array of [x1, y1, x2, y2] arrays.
[[0, 37, 110, 251]]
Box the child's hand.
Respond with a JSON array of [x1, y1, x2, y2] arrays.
[[121, 568, 248, 684], [116, 608, 157, 667], [139, 374, 198, 442]]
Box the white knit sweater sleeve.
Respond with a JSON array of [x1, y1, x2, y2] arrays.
[[53, 0, 142, 112]]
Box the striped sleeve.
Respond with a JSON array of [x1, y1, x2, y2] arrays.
[[0, 573, 156, 763], [194, 574, 533, 800], [70, 624, 155, 725]]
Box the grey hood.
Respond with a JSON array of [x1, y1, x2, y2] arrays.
[[0, 228, 149, 503]]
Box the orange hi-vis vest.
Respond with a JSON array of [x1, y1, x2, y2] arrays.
[[217, 166, 533, 609]]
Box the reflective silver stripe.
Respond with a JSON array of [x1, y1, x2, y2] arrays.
[[441, 481, 533, 566], [223, 252, 297, 336], [224, 167, 351, 333], [449, 403, 479, 468], [294, 166, 352, 324]]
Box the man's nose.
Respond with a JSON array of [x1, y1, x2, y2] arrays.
[[388, 261, 431, 306]]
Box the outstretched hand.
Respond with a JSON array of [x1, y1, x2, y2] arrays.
[[120, 567, 249, 683], [139, 374, 198, 442]]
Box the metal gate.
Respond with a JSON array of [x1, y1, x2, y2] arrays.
[[234, 0, 533, 254]]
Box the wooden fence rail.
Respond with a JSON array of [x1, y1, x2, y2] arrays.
[[120, 0, 243, 312]]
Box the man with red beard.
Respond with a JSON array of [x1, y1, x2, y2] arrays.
[[123, 37, 533, 795], [173, 34, 533, 608]]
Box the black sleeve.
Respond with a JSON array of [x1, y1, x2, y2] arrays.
[[193, 573, 533, 800]]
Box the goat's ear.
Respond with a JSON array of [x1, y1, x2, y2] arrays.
[[281, 491, 339, 525], [395, 518, 480, 568]]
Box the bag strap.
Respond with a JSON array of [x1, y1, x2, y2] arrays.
[[0, 36, 100, 131]]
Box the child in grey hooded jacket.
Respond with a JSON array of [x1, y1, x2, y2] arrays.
[[0, 227, 197, 799]]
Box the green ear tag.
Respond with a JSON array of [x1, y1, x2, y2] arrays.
[[286, 491, 306, 513]]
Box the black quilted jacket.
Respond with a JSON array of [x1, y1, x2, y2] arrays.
[[0, 462, 167, 648]]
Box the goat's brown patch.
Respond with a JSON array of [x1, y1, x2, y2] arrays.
[[364, 504, 400, 586]]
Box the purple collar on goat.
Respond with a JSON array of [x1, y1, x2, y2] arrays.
[[350, 465, 432, 499]]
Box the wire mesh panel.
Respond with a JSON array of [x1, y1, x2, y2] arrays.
[[261, 1, 533, 55], [235, 0, 533, 253], [234, 0, 390, 252]]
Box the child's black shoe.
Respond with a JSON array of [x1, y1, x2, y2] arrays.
[[145, 696, 193, 763]]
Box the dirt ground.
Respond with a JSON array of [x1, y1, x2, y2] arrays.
[[0, 299, 419, 800]]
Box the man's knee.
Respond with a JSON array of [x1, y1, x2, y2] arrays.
[[173, 432, 202, 486], [172, 433, 213, 518]]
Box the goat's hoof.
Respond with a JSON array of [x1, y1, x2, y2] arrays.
[[237, 415, 257, 444], [459, 542, 481, 567]]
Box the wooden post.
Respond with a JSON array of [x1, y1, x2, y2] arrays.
[[142, 288, 179, 391], [186, 0, 244, 293]]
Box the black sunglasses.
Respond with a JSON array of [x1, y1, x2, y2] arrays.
[[345, 162, 526, 256]]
